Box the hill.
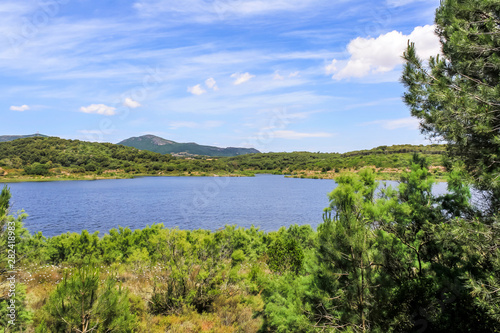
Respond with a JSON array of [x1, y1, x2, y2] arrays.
[[0, 135, 172, 168], [118, 134, 260, 157], [0, 136, 447, 181], [222, 144, 446, 175], [0, 133, 48, 142]]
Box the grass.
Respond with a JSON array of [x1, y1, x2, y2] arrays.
[[17, 260, 265, 332]]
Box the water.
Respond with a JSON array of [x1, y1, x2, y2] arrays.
[[3, 175, 448, 237]]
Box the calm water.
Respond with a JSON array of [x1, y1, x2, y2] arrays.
[[3, 175, 448, 237]]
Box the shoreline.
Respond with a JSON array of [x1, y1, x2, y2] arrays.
[[0, 171, 257, 183], [0, 170, 447, 183]]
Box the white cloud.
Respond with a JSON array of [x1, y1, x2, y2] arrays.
[[10, 104, 30, 112], [325, 60, 337, 75], [169, 120, 223, 129], [205, 77, 219, 91], [288, 71, 300, 78], [231, 72, 255, 85], [365, 117, 420, 130], [273, 71, 284, 80], [123, 97, 141, 108], [273, 130, 333, 139], [79, 104, 117, 116], [187, 84, 207, 95], [328, 25, 441, 80]]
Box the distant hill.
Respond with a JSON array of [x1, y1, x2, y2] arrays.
[[118, 135, 260, 157], [0, 134, 48, 142]]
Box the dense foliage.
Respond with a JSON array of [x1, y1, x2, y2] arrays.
[[0, 137, 173, 175], [0, 136, 446, 180], [223, 144, 444, 173], [1, 151, 499, 332], [402, 0, 500, 213]]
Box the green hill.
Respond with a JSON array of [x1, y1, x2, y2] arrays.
[[0, 136, 447, 181], [0, 136, 172, 173], [118, 135, 260, 157], [0, 133, 48, 142], [222, 144, 447, 175]]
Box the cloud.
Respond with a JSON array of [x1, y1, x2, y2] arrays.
[[325, 59, 337, 75], [10, 104, 30, 112], [134, 0, 323, 21], [273, 71, 284, 80], [272, 130, 333, 139], [274, 71, 300, 81], [231, 72, 255, 85], [169, 120, 223, 129], [364, 117, 420, 130], [187, 84, 207, 95], [328, 25, 441, 80], [205, 77, 219, 91], [123, 97, 141, 108], [79, 104, 117, 116]]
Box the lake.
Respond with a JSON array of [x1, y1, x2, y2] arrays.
[[3, 175, 448, 237]]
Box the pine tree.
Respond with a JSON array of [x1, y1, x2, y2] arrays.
[[39, 265, 137, 332], [402, 0, 500, 214], [315, 168, 379, 332]]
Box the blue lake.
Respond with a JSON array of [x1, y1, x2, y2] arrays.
[[3, 175, 448, 237]]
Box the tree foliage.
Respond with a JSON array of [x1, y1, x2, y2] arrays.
[[402, 0, 500, 212], [38, 265, 136, 332]]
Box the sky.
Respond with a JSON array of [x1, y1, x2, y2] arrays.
[[0, 0, 443, 153]]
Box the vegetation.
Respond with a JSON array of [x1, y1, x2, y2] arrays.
[[402, 0, 500, 213], [0, 1, 498, 331], [1, 150, 499, 331], [0, 136, 447, 182], [118, 134, 260, 157]]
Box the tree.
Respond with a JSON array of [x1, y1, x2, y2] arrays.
[[39, 265, 137, 332], [267, 235, 304, 275], [369, 155, 498, 332], [402, 0, 500, 214], [23, 162, 51, 176], [315, 168, 380, 332]]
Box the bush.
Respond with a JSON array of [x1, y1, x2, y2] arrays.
[[24, 162, 51, 176]]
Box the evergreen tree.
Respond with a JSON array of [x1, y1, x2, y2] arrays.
[[402, 0, 500, 214], [315, 168, 380, 332], [39, 265, 137, 332]]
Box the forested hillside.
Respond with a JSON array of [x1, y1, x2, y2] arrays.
[[119, 134, 260, 157], [224, 144, 445, 173], [0, 136, 446, 181]]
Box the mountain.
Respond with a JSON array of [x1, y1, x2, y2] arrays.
[[118, 135, 260, 157], [0, 134, 48, 142]]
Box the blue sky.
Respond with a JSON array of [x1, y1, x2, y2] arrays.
[[1, 0, 442, 153]]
